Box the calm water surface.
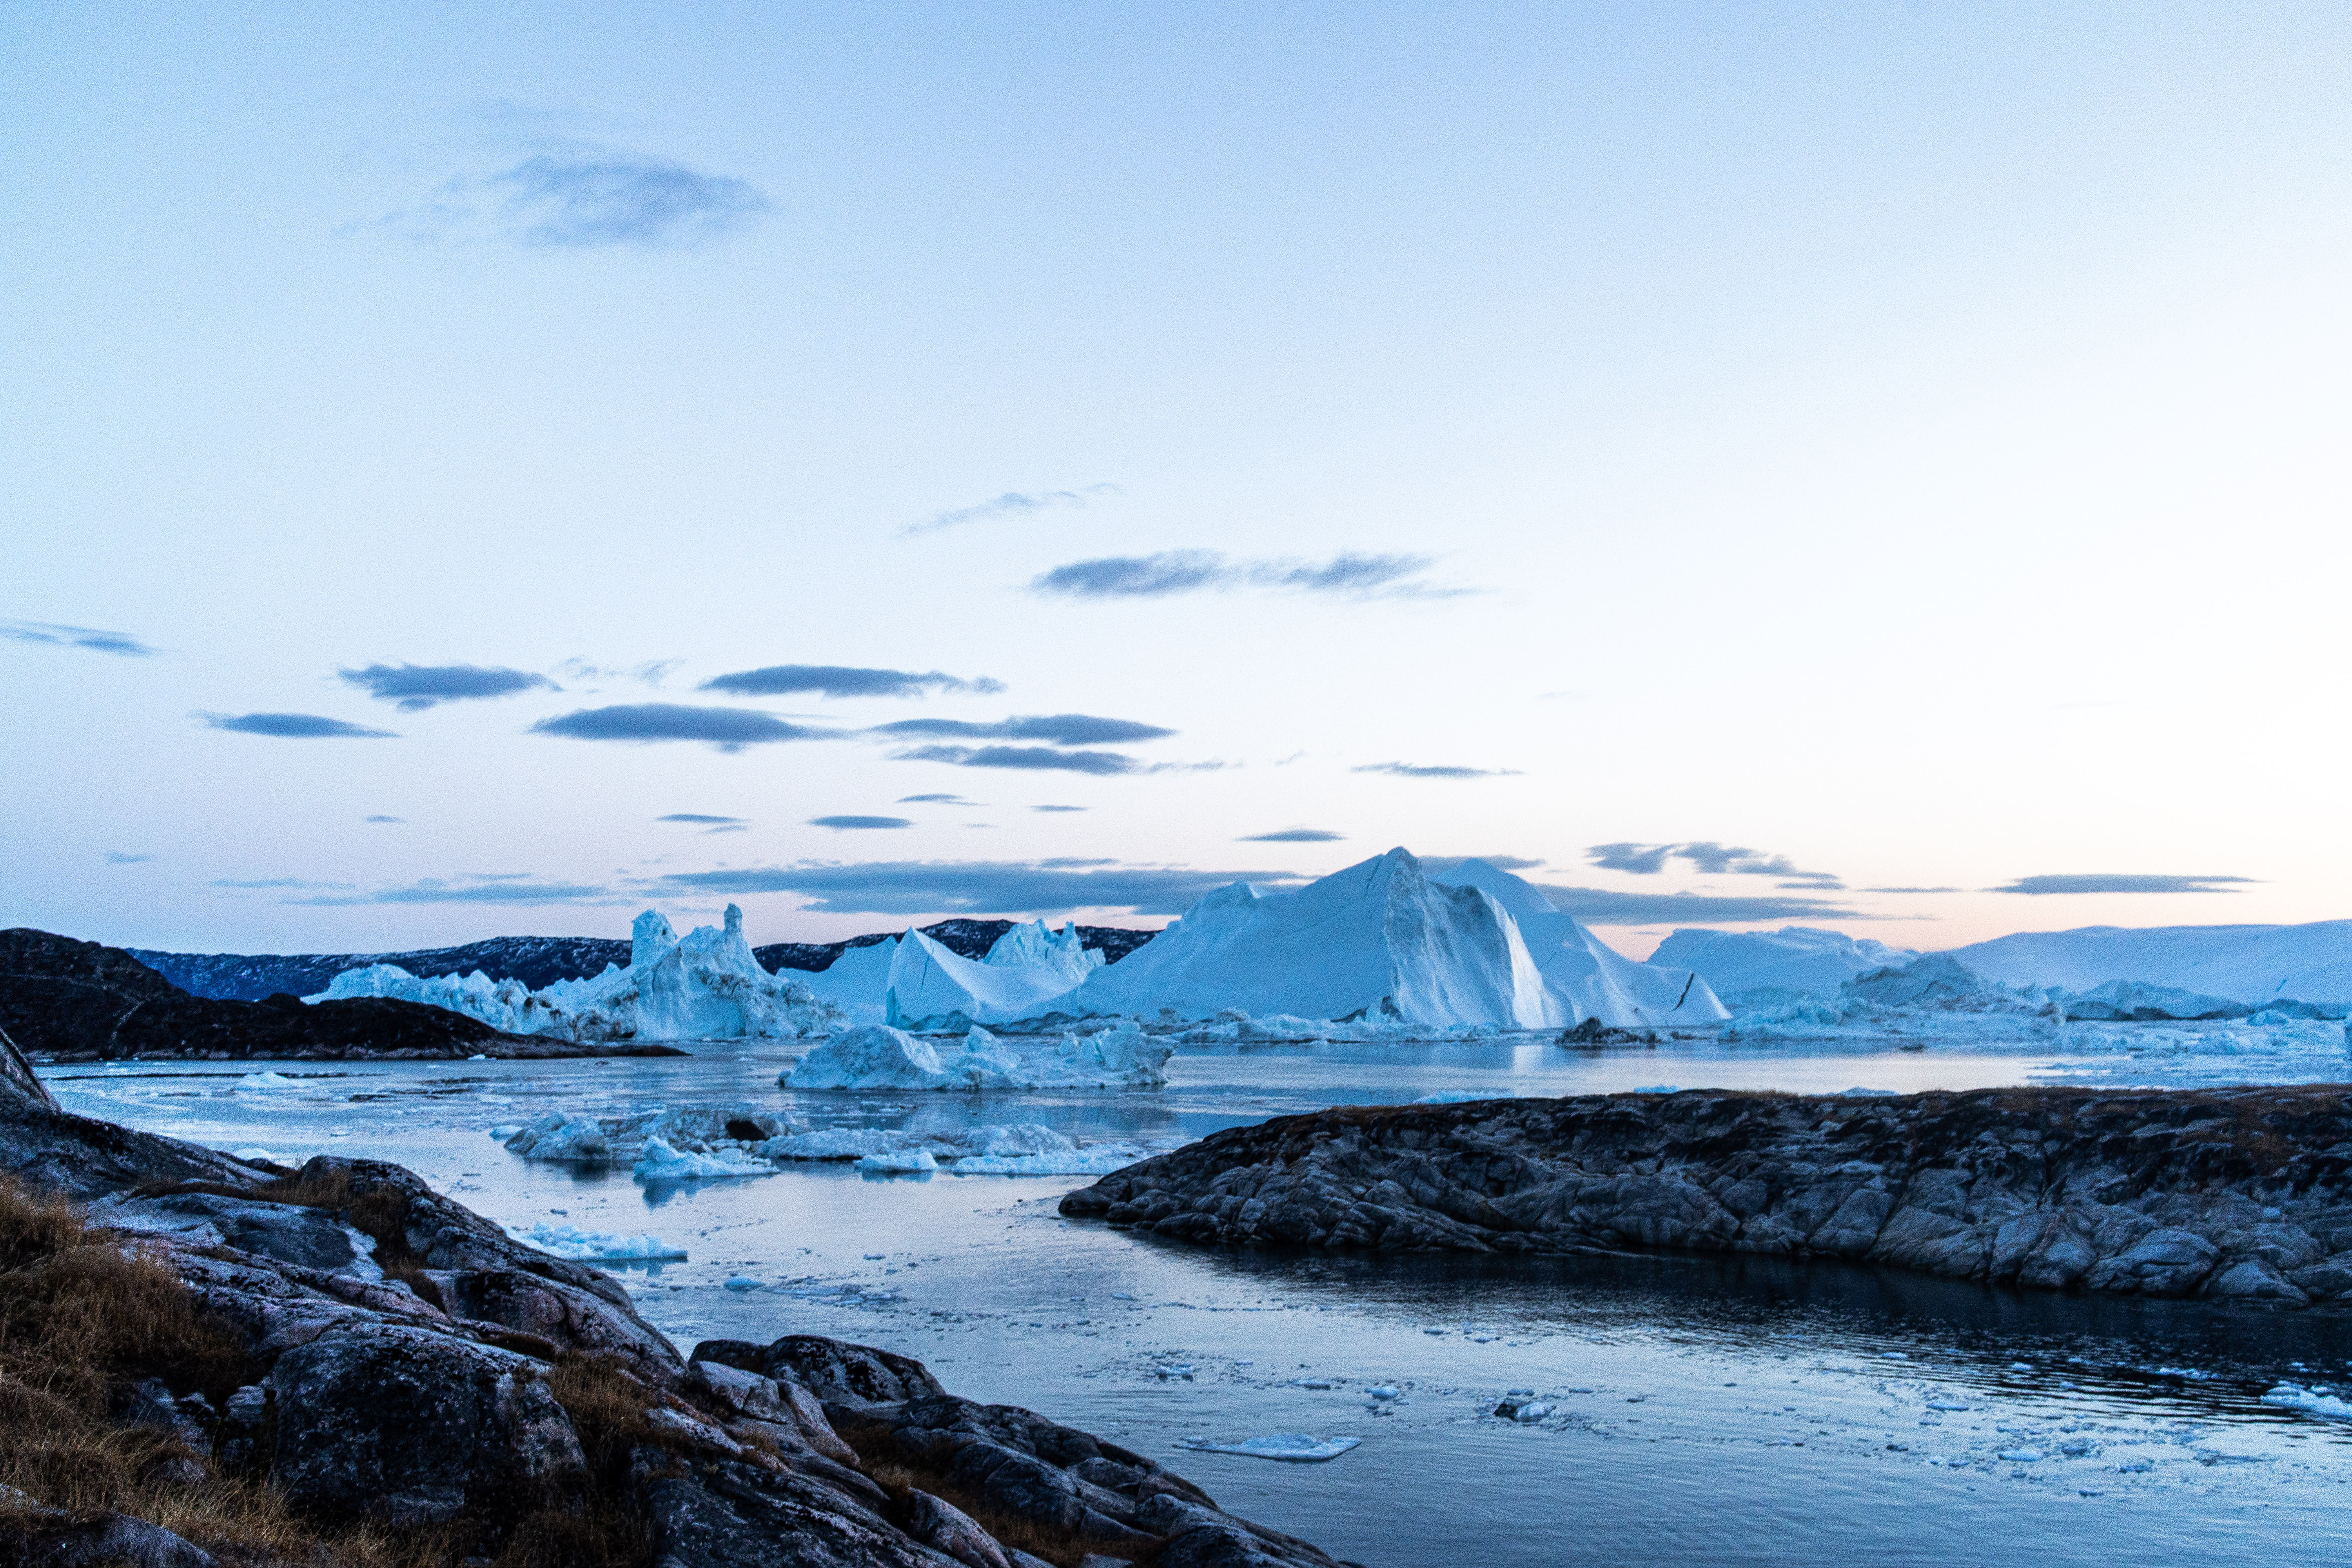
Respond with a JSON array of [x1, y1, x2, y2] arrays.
[[41, 1038, 2352, 1567]]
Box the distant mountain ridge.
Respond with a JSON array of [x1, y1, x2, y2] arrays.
[[133, 919, 1159, 1001]]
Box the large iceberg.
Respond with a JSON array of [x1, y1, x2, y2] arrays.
[[1430, 859, 1728, 1027], [309, 905, 840, 1042], [885, 930, 1088, 1030], [1048, 849, 1561, 1028], [1946, 920, 2352, 1007], [1646, 926, 1922, 1005]]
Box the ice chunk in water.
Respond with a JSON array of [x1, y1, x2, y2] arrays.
[[514, 1223, 686, 1261], [2263, 1383, 2352, 1421], [1175, 1434, 1361, 1462], [633, 1137, 776, 1181], [857, 1148, 938, 1173], [235, 1071, 302, 1091]]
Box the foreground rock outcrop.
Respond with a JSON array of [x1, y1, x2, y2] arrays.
[[0, 1045, 1350, 1567], [1061, 1086, 2352, 1307], [1, 928, 682, 1060]]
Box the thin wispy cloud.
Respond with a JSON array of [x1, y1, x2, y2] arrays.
[[1993, 874, 2257, 895], [1352, 761, 1520, 779], [659, 813, 747, 835], [809, 815, 914, 831], [899, 793, 978, 806], [339, 662, 555, 711], [552, 657, 681, 687], [387, 152, 769, 250], [2, 619, 157, 657], [199, 712, 397, 739], [1032, 550, 1457, 601], [103, 851, 156, 865], [894, 744, 1140, 776], [701, 664, 1004, 700], [659, 858, 1303, 916], [1588, 841, 1843, 889], [900, 484, 1120, 537], [1241, 828, 1345, 842], [1032, 804, 1087, 813], [1536, 885, 1864, 925], [364, 815, 406, 824], [212, 877, 356, 891], [1420, 855, 1546, 873], [529, 704, 838, 751], [292, 875, 617, 906], [869, 714, 1175, 746]]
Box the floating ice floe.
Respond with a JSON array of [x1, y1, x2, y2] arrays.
[[782, 1022, 1171, 1092], [512, 1223, 687, 1261], [856, 1148, 937, 1174], [2262, 1383, 2352, 1421], [633, 1136, 777, 1182], [503, 1102, 804, 1178], [762, 1122, 1163, 1177], [1175, 1434, 1361, 1463], [307, 905, 840, 1042], [234, 1071, 303, 1091]]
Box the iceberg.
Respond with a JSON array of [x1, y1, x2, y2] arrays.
[[1647, 926, 1922, 1005], [1432, 859, 1729, 1027], [1050, 849, 1563, 1028], [780, 1023, 1172, 1091], [782, 1024, 1034, 1091], [886, 931, 1086, 1030], [791, 936, 898, 1024], [2054, 980, 2249, 1022], [1946, 920, 2352, 1007], [308, 905, 840, 1042], [982, 919, 1105, 984]]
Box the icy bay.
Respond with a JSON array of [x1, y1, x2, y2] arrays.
[[38, 1035, 2352, 1568]]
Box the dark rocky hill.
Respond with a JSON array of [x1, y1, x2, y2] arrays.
[[136, 919, 1161, 998], [1063, 1084, 2352, 1308], [1, 929, 674, 1061]]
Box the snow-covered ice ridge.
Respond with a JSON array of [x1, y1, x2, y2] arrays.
[[307, 905, 840, 1042], [1662, 920, 2352, 1009]]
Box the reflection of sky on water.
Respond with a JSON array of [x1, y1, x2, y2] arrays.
[[40, 1042, 2352, 1567]]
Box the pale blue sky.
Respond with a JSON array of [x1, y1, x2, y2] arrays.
[[6, 4, 2349, 955]]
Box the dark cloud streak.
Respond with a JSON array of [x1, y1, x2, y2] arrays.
[[339, 662, 554, 711]]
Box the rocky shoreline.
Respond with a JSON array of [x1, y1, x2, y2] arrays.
[[0, 1031, 1346, 1567], [1060, 1085, 2352, 1308]]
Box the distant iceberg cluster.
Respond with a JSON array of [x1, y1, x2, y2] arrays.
[[309, 905, 840, 1042], [878, 850, 1725, 1033], [302, 849, 1726, 1041]]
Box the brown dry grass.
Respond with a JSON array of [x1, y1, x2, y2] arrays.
[[0, 1177, 595, 1568]]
